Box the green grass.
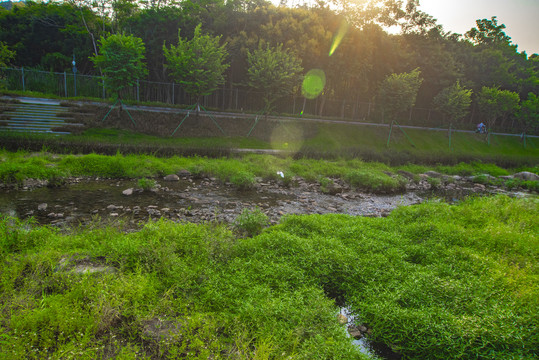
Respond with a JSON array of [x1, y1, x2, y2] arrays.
[[1, 150, 537, 193], [1, 196, 537, 359]]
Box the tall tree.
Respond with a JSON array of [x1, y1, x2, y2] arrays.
[[246, 43, 303, 115], [90, 33, 148, 109], [476, 86, 520, 131], [163, 23, 229, 108], [378, 68, 423, 123]]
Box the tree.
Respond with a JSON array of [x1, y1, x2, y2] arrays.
[[246, 43, 303, 115], [90, 33, 147, 109], [432, 81, 472, 126], [163, 23, 229, 108], [465, 17, 512, 47], [378, 68, 423, 123], [476, 86, 520, 131], [519, 93, 539, 133], [0, 41, 14, 67]]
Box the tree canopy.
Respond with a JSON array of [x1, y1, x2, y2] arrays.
[[246, 43, 303, 114], [433, 81, 473, 125], [378, 68, 423, 122], [90, 33, 148, 103], [163, 23, 229, 104], [0, 0, 537, 133]]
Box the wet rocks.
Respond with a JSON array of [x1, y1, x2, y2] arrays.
[[38, 203, 48, 211], [122, 188, 134, 196], [164, 174, 180, 181]]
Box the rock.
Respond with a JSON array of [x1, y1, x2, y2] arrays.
[[110, 213, 119, 217], [47, 213, 56, 218], [337, 314, 348, 325], [107, 204, 117, 210], [164, 174, 180, 181], [513, 171, 539, 181], [397, 170, 416, 180], [424, 171, 443, 178], [177, 169, 191, 178], [348, 326, 363, 339], [38, 203, 48, 211], [122, 188, 134, 196]]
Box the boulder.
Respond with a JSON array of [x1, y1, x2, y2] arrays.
[[38, 203, 48, 211], [122, 188, 134, 196], [164, 174, 180, 181], [513, 171, 539, 181], [424, 171, 443, 178], [177, 169, 191, 178]]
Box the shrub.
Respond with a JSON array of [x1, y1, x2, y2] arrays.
[[230, 170, 256, 190], [344, 169, 406, 193], [233, 207, 269, 237], [138, 177, 157, 191]]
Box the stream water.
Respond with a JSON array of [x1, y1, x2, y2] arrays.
[[0, 177, 429, 228]]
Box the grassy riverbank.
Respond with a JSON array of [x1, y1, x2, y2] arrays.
[[1, 196, 537, 359], [1, 149, 537, 193]]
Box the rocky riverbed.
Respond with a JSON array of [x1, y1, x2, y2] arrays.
[[1, 170, 536, 229]]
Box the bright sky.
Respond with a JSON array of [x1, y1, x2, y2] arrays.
[[417, 0, 539, 55]]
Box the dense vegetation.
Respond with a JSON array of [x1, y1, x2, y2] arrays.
[[1, 0, 538, 132], [1, 196, 537, 359], [1, 148, 537, 192]]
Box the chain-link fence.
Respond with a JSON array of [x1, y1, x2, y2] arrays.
[[4, 66, 530, 134]]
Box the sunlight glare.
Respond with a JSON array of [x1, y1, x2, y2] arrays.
[[329, 20, 349, 56]]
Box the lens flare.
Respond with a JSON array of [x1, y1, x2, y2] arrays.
[[329, 20, 349, 56], [302, 69, 326, 100]]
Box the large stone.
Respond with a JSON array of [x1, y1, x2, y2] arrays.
[[177, 169, 191, 178], [38, 203, 48, 211], [424, 171, 443, 178], [513, 171, 539, 181], [122, 188, 134, 196], [164, 174, 180, 181]]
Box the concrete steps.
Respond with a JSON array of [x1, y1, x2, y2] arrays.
[[0, 100, 83, 135]]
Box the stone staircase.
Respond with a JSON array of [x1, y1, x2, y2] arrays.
[[0, 98, 83, 135]]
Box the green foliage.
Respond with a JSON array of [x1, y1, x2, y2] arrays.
[[247, 43, 303, 114], [233, 207, 269, 237], [378, 68, 423, 122], [90, 33, 148, 99], [229, 170, 256, 190], [137, 177, 156, 191], [0, 197, 537, 358], [163, 24, 229, 102], [344, 168, 406, 193], [519, 92, 539, 132], [432, 81, 472, 124], [0, 40, 14, 68], [477, 86, 520, 129]]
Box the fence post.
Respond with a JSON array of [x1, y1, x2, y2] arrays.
[[367, 102, 371, 118], [64, 72, 67, 97], [21, 67, 25, 91], [408, 107, 413, 123], [235, 88, 238, 110], [136, 80, 140, 102], [172, 83, 175, 104]]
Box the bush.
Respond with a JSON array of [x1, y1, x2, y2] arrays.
[[138, 177, 156, 190], [344, 169, 406, 193], [230, 170, 256, 190], [233, 207, 269, 237]]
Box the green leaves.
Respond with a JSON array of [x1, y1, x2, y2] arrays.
[[433, 81, 473, 124], [163, 23, 229, 102], [90, 33, 148, 98], [378, 68, 423, 121], [246, 43, 303, 114], [477, 86, 520, 128]]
